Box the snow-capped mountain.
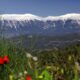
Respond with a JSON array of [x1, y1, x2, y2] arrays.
[[0, 13, 80, 38]]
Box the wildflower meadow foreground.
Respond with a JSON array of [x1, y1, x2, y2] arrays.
[[0, 39, 80, 80]]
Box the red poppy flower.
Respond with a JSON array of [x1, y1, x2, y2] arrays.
[[3, 55, 9, 64], [0, 56, 4, 65], [26, 75, 32, 80]]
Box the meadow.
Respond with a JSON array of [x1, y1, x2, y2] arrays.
[[0, 38, 80, 80]]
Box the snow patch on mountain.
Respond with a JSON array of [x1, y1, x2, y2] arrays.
[[44, 13, 80, 21], [59, 13, 80, 20], [0, 13, 80, 29], [1, 14, 42, 21], [0, 13, 80, 21]]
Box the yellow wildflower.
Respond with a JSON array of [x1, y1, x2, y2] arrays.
[[9, 74, 14, 80]]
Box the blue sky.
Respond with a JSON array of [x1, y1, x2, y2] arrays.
[[0, 0, 80, 16]]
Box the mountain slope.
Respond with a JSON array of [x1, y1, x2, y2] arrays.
[[0, 13, 80, 37]]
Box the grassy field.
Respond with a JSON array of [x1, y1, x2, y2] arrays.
[[0, 39, 80, 80]]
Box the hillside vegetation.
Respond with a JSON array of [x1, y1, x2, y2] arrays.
[[0, 39, 80, 80]]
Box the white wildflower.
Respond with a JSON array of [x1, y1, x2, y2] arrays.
[[24, 70, 28, 75], [26, 53, 32, 58], [75, 62, 79, 66], [75, 61, 80, 71], [19, 72, 23, 77], [33, 56, 38, 61]]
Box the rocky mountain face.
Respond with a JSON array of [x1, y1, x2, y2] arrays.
[[0, 13, 80, 38]]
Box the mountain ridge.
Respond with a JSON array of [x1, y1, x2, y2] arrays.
[[0, 13, 80, 38], [0, 13, 80, 21]]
